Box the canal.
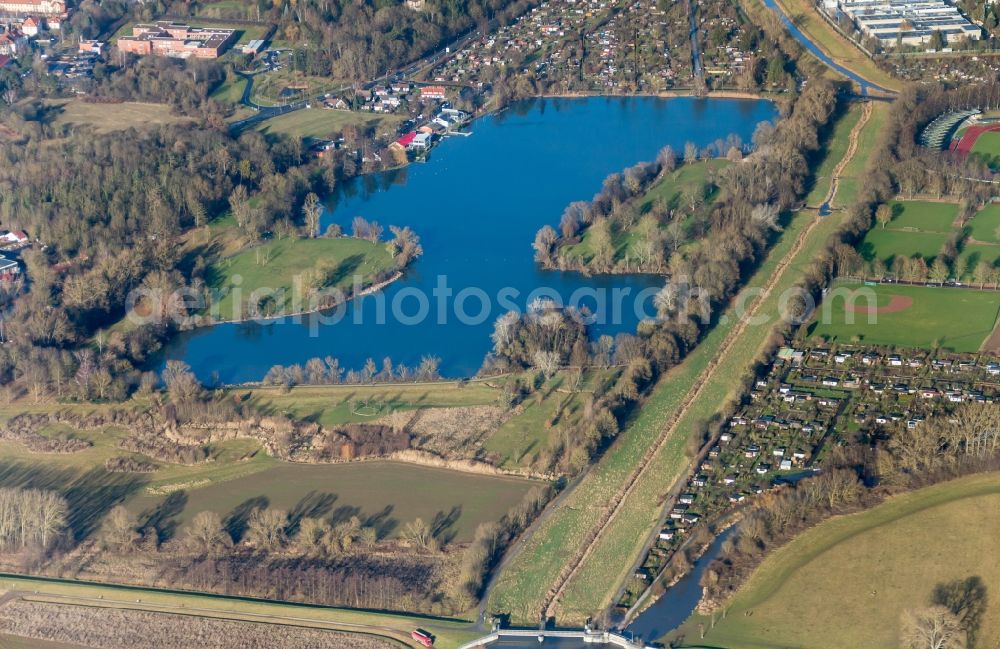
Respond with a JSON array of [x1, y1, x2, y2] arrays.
[[161, 96, 777, 383]]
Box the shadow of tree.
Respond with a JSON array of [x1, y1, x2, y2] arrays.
[[223, 495, 269, 542], [0, 461, 148, 543], [138, 490, 188, 543], [286, 491, 338, 537]]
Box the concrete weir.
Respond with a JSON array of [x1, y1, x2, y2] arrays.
[[457, 625, 649, 649]]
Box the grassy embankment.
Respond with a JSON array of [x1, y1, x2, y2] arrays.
[[670, 471, 1000, 648], [482, 369, 621, 469], [488, 102, 883, 624], [559, 159, 729, 267]]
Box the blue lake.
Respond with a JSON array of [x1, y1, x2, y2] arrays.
[[161, 96, 777, 383]]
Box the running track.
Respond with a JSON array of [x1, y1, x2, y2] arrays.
[[951, 123, 1000, 154]]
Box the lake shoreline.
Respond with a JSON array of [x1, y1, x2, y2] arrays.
[[180, 270, 405, 330]]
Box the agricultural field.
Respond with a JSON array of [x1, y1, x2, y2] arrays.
[[33, 100, 191, 135], [255, 109, 404, 141], [125, 461, 538, 543], [808, 281, 1000, 352], [672, 471, 1000, 649], [0, 577, 479, 649], [205, 236, 396, 322], [0, 425, 537, 546]]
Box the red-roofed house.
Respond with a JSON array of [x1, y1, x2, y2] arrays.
[[395, 132, 417, 148], [21, 16, 40, 36], [420, 85, 447, 101], [0, 55, 11, 69], [0, 31, 27, 56], [2, 230, 29, 244]]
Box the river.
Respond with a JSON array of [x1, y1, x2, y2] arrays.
[[625, 526, 737, 643], [161, 97, 777, 383]]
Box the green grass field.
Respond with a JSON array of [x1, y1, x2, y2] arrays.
[[970, 130, 1000, 169], [955, 243, 1000, 280], [856, 200, 961, 265], [255, 108, 403, 141], [37, 100, 191, 134], [483, 370, 616, 469], [858, 228, 949, 263], [808, 281, 1000, 351], [125, 461, 537, 543], [245, 382, 501, 428], [211, 76, 248, 106], [490, 103, 880, 625], [969, 203, 1000, 243], [805, 104, 863, 207], [885, 200, 958, 232], [206, 237, 395, 322], [672, 472, 1000, 649], [834, 102, 888, 207]]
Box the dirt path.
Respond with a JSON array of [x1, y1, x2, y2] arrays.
[[825, 101, 871, 210], [542, 100, 875, 622]]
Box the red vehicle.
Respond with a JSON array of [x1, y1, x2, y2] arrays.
[[411, 629, 434, 647]]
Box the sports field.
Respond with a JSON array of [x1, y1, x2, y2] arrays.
[[969, 203, 1000, 243], [970, 129, 1000, 168], [809, 281, 1000, 352], [671, 471, 1000, 649], [857, 200, 956, 264]]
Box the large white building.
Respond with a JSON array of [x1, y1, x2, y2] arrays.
[[0, 0, 66, 17], [832, 0, 981, 47]]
